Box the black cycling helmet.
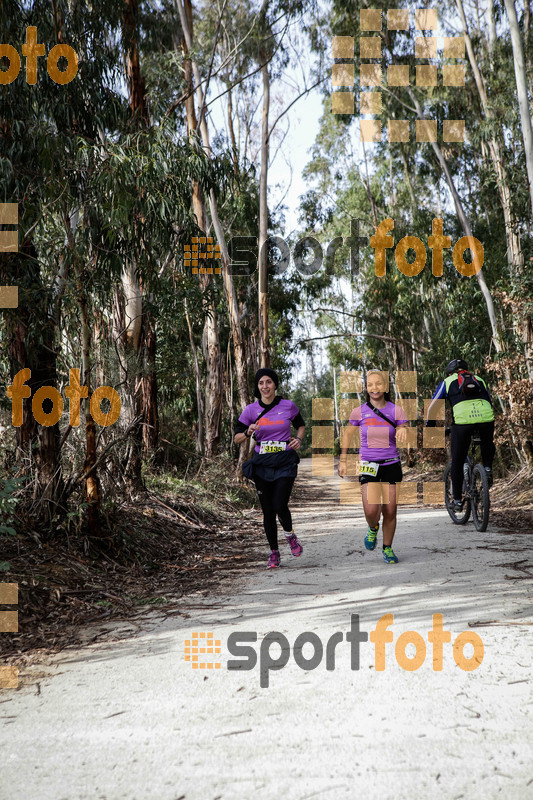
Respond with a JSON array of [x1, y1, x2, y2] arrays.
[[446, 358, 468, 375]]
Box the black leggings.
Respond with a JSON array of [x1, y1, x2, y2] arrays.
[[253, 475, 295, 550], [451, 421, 495, 500]]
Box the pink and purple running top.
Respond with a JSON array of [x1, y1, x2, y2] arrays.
[[349, 402, 407, 462], [239, 399, 301, 454]]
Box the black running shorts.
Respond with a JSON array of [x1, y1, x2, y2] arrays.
[[359, 461, 403, 485]]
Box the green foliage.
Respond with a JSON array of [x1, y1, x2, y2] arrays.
[[290, 0, 533, 471]]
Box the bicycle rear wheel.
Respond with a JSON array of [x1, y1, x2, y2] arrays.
[[444, 462, 471, 524], [471, 464, 490, 531]]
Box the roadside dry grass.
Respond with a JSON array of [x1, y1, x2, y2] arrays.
[[0, 461, 264, 665]]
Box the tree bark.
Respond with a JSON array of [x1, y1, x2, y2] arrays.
[[80, 287, 101, 535], [202, 308, 223, 457], [141, 314, 159, 455], [487, 0, 497, 57], [179, 0, 223, 456], [258, 45, 271, 368], [177, 0, 251, 418], [184, 298, 205, 454], [122, 0, 150, 124], [118, 0, 154, 485], [503, 0, 533, 213], [227, 86, 239, 174]]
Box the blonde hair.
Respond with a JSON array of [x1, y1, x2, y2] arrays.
[[366, 369, 385, 380], [366, 369, 388, 386]]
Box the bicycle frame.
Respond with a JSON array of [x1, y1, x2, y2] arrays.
[[443, 432, 490, 531]]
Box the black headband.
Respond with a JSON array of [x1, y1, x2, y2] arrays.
[[254, 368, 279, 398]]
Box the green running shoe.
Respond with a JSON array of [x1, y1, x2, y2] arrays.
[[382, 545, 398, 564], [364, 524, 379, 550]]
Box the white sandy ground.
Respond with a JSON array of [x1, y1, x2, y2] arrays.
[[1, 460, 532, 800]]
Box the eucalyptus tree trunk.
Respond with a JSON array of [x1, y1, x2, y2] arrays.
[[400, 146, 436, 357], [503, 0, 533, 213], [116, 264, 144, 486], [80, 287, 101, 535], [177, 0, 251, 433], [180, 0, 223, 457], [258, 45, 271, 368], [257, 0, 272, 369], [487, 0, 497, 57], [141, 314, 159, 454], [122, 0, 149, 124], [184, 298, 204, 454], [119, 0, 158, 481], [227, 86, 239, 174]]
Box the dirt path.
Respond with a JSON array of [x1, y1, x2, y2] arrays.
[[2, 461, 532, 799]]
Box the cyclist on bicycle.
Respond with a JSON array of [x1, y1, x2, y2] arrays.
[[426, 359, 495, 512]]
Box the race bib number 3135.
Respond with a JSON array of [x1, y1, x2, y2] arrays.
[[259, 440, 287, 454]]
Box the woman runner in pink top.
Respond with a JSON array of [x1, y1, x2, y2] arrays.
[[338, 370, 409, 563]]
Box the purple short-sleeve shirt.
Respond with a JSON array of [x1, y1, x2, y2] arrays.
[[349, 401, 407, 461], [239, 399, 300, 453]]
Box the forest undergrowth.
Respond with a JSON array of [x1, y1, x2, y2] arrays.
[[0, 459, 262, 665]]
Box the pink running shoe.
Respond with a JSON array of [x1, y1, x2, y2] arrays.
[[267, 550, 281, 569], [286, 532, 303, 557]]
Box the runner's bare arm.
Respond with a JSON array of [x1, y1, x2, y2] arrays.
[[288, 425, 305, 450], [396, 423, 409, 445], [338, 424, 356, 477], [234, 423, 259, 445]]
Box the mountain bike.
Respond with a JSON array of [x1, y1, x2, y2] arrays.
[[443, 428, 490, 531]]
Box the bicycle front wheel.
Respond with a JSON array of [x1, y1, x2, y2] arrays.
[[471, 464, 490, 531], [444, 462, 471, 524]]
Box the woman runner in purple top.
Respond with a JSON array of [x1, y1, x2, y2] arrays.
[[234, 368, 305, 569], [338, 370, 409, 563]]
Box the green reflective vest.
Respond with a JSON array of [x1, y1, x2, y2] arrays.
[[444, 373, 495, 424]]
